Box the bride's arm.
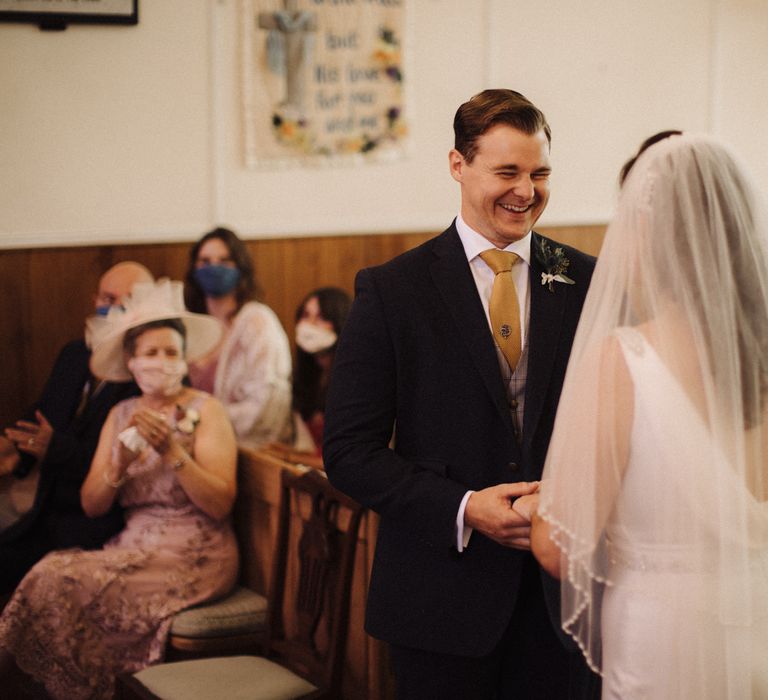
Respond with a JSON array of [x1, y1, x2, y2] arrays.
[[531, 335, 634, 578], [530, 508, 560, 578]]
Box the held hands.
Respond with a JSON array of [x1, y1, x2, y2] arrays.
[[464, 481, 540, 550], [510, 492, 540, 522], [4, 410, 54, 461]]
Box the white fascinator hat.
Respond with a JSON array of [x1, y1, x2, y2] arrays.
[[87, 278, 223, 382]]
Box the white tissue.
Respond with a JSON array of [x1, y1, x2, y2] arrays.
[[118, 426, 148, 453]]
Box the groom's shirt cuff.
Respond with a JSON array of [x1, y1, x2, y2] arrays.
[[456, 490, 474, 552]]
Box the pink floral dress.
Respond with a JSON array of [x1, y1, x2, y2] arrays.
[[0, 393, 238, 700]]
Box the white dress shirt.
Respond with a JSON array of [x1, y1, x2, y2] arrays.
[[453, 214, 532, 551]]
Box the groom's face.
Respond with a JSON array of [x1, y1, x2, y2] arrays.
[[450, 124, 551, 248]]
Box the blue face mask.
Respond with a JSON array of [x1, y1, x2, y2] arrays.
[[95, 304, 125, 317], [194, 265, 241, 298]]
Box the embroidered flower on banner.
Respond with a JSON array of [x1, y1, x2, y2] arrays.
[[373, 27, 402, 83], [535, 238, 575, 292], [272, 113, 314, 153]]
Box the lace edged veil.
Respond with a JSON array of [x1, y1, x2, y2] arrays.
[[538, 134, 768, 696]]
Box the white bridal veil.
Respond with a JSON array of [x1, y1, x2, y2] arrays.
[[539, 134, 768, 697]]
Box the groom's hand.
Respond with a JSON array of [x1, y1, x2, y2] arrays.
[[464, 481, 540, 550]]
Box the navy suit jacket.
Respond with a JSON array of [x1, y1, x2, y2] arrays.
[[324, 224, 595, 656], [2, 338, 139, 550]]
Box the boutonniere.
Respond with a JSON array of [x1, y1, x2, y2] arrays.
[[535, 238, 575, 292], [175, 405, 201, 434]]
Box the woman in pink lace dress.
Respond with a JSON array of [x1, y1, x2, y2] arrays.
[[0, 280, 238, 700]]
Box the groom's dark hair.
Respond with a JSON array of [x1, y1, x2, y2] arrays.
[[453, 89, 551, 163]]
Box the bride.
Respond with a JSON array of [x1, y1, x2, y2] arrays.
[[528, 134, 768, 698]]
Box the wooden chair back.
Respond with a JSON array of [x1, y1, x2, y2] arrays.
[[266, 467, 365, 696]]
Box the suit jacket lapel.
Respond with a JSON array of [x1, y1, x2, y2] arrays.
[[429, 226, 516, 434], [523, 232, 568, 446]]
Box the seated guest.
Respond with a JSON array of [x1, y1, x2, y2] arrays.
[[0, 261, 153, 594], [266, 287, 351, 469], [293, 287, 352, 449], [185, 227, 293, 448], [0, 279, 238, 700]]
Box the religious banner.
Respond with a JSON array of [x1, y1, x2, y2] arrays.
[[240, 0, 407, 167]]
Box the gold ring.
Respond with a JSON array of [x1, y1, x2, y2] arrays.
[[28, 437, 35, 446]]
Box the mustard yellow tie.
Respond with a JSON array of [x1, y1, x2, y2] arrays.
[[480, 249, 521, 371]]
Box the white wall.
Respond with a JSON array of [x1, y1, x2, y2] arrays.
[[489, 0, 714, 225], [0, 0, 766, 248], [711, 0, 768, 188], [0, 1, 213, 247]]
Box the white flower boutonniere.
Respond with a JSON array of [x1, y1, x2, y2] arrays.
[[535, 238, 576, 292], [175, 405, 201, 434]]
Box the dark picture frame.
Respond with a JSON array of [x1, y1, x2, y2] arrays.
[[0, 0, 138, 30]]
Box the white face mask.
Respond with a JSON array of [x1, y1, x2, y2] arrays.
[[127, 356, 188, 397], [295, 320, 337, 354]]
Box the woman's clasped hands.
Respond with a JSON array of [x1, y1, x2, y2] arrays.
[[115, 407, 176, 475], [132, 407, 173, 455]]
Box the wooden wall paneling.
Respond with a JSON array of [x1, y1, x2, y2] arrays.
[[317, 235, 367, 292], [250, 238, 304, 328], [546, 224, 605, 258], [25, 247, 106, 414], [1, 250, 30, 424], [109, 242, 190, 284], [246, 232, 436, 341], [0, 226, 604, 432]]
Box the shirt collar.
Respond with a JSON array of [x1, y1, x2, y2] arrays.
[[455, 213, 532, 267]]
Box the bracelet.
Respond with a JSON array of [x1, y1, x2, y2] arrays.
[[102, 470, 126, 489]]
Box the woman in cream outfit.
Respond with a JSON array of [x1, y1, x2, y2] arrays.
[[185, 227, 292, 448]]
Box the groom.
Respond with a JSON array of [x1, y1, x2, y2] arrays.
[[324, 89, 598, 698]]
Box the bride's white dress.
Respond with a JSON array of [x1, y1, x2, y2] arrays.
[[600, 329, 768, 699]]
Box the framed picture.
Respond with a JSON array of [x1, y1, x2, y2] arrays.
[[0, 0, 138, 29]]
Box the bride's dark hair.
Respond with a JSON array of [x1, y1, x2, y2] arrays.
[[618, 130, 682, 186]]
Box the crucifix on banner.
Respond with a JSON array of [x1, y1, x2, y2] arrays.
[[258, 0, 317, 114]]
